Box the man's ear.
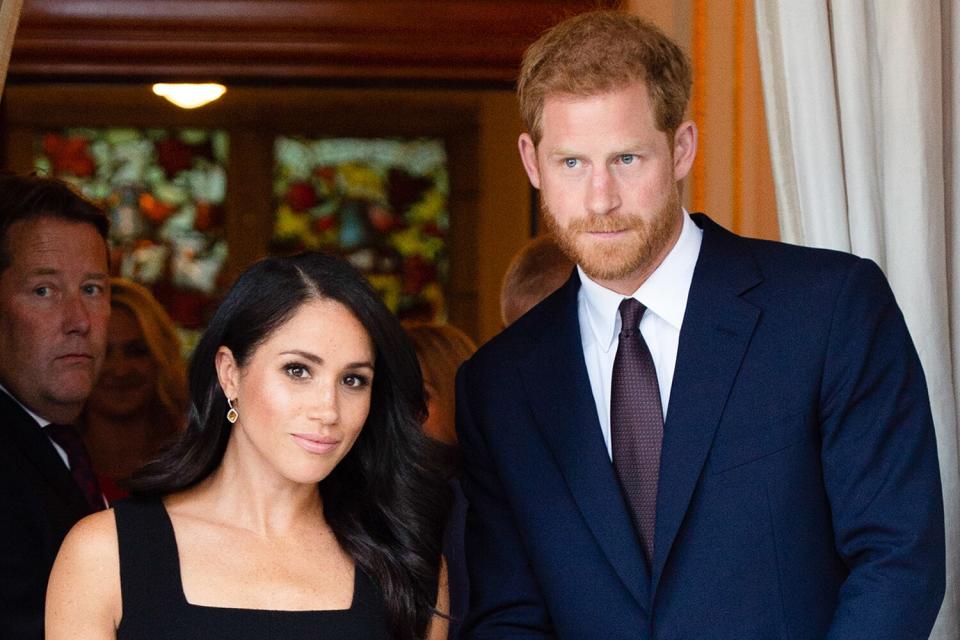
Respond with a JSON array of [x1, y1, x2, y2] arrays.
[[518, 133, 542, 189], [214, 346, 240, 400], [672, 120, 698, 182]]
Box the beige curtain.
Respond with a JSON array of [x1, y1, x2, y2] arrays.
[[0, 0, 23, 101], [754, 1, 959, 638]]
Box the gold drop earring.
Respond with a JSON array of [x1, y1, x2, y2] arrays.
[[226, 398, 239, 424]]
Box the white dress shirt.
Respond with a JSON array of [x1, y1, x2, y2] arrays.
[[578, 211, 703, 459]]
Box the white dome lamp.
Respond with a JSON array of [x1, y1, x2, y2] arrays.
[[151, 83, 227, 109]]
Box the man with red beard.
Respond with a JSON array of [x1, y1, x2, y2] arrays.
[[455, 10, 944, 639], [0, 174, 111, 639]]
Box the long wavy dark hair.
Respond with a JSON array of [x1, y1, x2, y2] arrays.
[[129, 252, 451, 639]]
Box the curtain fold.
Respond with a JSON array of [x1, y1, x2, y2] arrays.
[[755, 1, 959, 638], [0, 0, 23, 102]]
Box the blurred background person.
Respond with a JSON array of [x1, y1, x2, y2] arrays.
[[47, 252, 450, 640], [403, 320, 477, 640], [0, 173, 111, 639], [403, 321, 477, 447], [82, 278, 188, 503], [499, 233, 573, 327]]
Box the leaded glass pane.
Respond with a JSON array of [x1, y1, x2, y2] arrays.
[[35, 128, 229, 348], [273, 137, 449, 322]]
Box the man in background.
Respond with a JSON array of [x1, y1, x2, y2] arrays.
[[457, 10, 944, 638], [0, 173, 111, 639], [499, 233, 572, 326]]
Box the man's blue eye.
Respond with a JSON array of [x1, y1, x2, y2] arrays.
[[34, 286, 50, 297], [564, 158, 579, 169], [620, 154, 636, 165]]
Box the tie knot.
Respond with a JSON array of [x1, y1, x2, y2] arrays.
[[618, 298, 646, 337]]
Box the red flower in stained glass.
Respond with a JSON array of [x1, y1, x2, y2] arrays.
[[402, 255, 437, 295], [387, 168, 432, 214], [312, 215, 336, 233], [195, 203, 224, 231], [313, 166, 336, 186], [422, 221, 444, 238], [368, 205, 398, 233], [286, 182, 318, 212], [168, 290, 208, 329], [43, 133, 95, 178], [155, 138, 195, 178], [139, 193, 176, 224]]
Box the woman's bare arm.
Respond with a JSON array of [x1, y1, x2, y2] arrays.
[[45, 510, 121, 640]]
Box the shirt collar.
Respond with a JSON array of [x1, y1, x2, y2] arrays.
[[579, 210, 703, 352]]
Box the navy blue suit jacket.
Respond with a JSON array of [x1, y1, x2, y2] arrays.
[[456, 214, 944, 639], [0, 390, 95, 639]]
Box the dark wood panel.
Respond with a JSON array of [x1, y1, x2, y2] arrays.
[[11, 0, 618, 83]]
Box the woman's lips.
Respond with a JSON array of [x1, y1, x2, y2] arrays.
[[290, 433, 340, 454]]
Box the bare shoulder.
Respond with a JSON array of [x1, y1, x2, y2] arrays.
[[46, 509, 121, 639], [64, 508, 119, 554], [53, 508, 120, 587]]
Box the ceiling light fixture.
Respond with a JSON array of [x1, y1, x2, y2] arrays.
[[151, 83, 227, 109]]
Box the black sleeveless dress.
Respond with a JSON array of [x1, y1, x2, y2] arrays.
[[113, 499, 391, 639]]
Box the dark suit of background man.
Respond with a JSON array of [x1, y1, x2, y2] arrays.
[[456, 10, 945, 639], [0, 174, 111, 639]]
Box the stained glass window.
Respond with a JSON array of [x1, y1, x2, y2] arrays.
[[35, 128, 229, 345], [273, 137, 449, 322]]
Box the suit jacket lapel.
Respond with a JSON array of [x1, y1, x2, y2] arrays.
[[651, 214, 762, 592], [517, 273, 651, 611], [0, 390, 91, 515]]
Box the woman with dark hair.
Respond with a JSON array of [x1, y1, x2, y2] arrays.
[[46, 252, 451, 640]]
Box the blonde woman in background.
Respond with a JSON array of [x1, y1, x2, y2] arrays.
[[82, 278, 188, 502]]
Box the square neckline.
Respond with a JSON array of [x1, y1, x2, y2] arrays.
[[156, 499, 360, 615]]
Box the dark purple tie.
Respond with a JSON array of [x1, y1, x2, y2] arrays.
[[611, 298, 663, 563], [46, 424, 105, 512]]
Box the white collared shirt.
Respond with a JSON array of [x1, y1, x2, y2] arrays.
[[0, 382, 70, 468], [577, 210, 702, 459]]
